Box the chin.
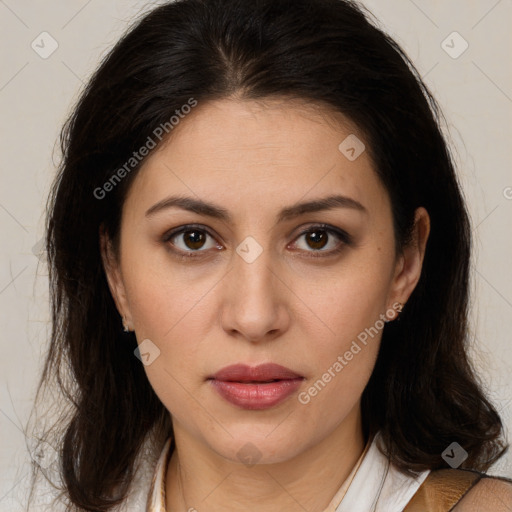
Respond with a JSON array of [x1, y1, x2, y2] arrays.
[[206, 428, 312, 466]]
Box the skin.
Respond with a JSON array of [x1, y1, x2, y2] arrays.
[[101, 97, 431, 511]]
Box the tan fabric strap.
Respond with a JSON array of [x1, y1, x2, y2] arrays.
[[403, 468, 483, 511]]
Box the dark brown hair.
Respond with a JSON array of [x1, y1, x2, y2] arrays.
[[28, 0, 507, 509]]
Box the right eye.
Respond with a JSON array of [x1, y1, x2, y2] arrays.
[[162, 224, 223, 259]]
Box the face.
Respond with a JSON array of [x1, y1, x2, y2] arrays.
[[102, 97, 429, 464]]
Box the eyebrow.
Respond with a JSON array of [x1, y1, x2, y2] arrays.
[[145, 194, 367, 222]]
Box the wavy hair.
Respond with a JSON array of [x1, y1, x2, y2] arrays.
[[28, 0, 507, 509]]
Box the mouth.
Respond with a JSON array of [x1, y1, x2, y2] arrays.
[[207, 363, 304, 410]]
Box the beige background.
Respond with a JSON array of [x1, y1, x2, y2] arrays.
[[1, 0, 511, 509]]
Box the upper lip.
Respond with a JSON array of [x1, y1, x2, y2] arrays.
[[209, 363, 303, 382]]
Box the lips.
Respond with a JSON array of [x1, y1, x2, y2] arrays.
[[209, 363, 303, 382], [208, 363, 304, 410]]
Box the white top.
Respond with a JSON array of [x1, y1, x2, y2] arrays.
[[145, 431, 430, 512], [24, 430, 430, 511]]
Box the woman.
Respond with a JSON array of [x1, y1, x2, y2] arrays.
[[28, 0, 512, 510]]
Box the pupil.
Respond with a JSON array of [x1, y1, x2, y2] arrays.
[[185, 231, 205, 250], [307, 231, 327, 250]]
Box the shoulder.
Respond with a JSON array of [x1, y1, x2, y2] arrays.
[[452, 475, 512, 511]]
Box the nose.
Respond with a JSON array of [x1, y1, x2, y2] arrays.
[[219, 242, 290, 343]]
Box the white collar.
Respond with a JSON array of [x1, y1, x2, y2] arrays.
[[145, 432, 430, 512], [334, 432, 430, 511]]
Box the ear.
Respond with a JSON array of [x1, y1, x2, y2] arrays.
[[99, 224, 134, 330], [387, 207, 430, 314]]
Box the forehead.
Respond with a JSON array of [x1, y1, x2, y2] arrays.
[[124, 97, 390, 223], [154, 97, 364, 167]]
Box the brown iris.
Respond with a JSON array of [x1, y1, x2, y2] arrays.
[[183, 230, 206, 250], [305, 230, 328, 250]]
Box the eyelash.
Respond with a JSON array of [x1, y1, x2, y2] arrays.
[[161, 223, 353, 261]]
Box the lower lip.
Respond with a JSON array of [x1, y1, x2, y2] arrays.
[[209, 378, 304, 410]]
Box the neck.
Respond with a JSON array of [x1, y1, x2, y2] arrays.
[[166, 405, 366, 512]]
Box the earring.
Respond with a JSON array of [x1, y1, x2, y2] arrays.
[[384, 302, 404, 323], [122, 317, 131, 332]]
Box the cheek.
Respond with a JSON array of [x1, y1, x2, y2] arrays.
[[293, 254, 391, 400], [122, 234, 212, 338], [121, 243, 220, 379], [295, 284, 385, 422], [125, 274, 214, 371], [295, 248, 392, 344], [123, 264, 211, 417]]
